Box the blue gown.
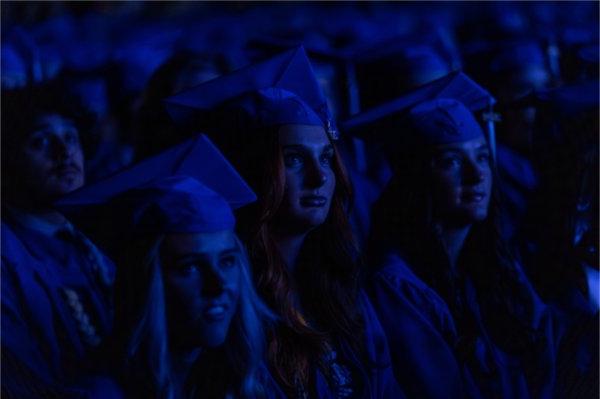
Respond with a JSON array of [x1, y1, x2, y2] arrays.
[[368, 249, 555, 399], [550, 282, 599, 398], [78, 292, 402, 398], [79, 362, 285, 399], [1, 210, 115, 397], [313, 291, 406, 399]]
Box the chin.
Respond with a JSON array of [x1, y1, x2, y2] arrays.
[[50, 178, 84, 196], [200, 330, 229, 348], [297, 214, 329, 231], [465, 208, 489, 223]]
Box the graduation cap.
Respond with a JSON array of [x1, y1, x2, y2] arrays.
[[341, 71, 498, 158], [246, 34, 360, 119], [57, 133, 256, 250], [342, 71, 495, 131], [164, 46, 338, 139], [59, 133, 255, 210]]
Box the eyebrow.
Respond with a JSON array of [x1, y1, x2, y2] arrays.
[[173, 246, 239, 262], [282, 144, 334, 153], [434, 143, 489, 154]]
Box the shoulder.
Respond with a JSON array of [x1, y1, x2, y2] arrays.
[[367, 250, 455, 336], [373, 251, 430, 290], [370, 250, 448, 314]]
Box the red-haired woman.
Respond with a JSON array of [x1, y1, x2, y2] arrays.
[[166, 47, 404, 398]]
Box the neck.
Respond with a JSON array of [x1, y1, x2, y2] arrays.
[[273, 232, 307, 271], [436, 223, 471, 271], [170, 347, 202, 394]]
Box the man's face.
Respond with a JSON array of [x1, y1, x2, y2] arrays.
[[18, 113, 85, 204]]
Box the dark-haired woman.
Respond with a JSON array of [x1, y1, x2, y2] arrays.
[[166, 47, 404, 398], [367, 99, 554, 399]]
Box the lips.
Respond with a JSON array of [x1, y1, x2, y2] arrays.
[[461, 190, 486, 203], [202, 302, 230, 321], [52, 163, 81, 176], [300, 195, 327, 207]]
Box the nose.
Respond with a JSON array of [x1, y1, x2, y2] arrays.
[[305, 159, 328, 188], [463, 158, 486, 185], [50, 136, 74, 160], [201, 266, 226, 297]]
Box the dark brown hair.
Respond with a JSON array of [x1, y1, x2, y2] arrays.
[[368, 127, 540, 359]]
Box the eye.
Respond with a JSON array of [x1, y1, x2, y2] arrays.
[[437, 155, 462, 170], [63, 130, 80, 145], [477, 152, 490, 164], [320, 150, 334, 166], [283, 152, 304, 167], [175, 262, 202, 276], [27, 134, 51, 151], [220, 255, 237, 269]]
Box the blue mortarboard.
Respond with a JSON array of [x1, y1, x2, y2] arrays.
[[342, 71, 495, 133], [58, 134, 256, 243], [407, 99, 484, 145], [59, 133, 256, 210], [164, 46, 338, 139], [341, 71, 495, 149], [107, 175, 236, 234], [246, 35, 361, 119]]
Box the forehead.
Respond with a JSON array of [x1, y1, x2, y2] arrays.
[[165, 230, 237, 256], [278, 124, 330, 147], [433, 135, 488, 152], [33, 113, 77, 132]]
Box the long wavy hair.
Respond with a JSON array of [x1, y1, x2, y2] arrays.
[[368, 127, 541, 361], [109, 233, 272, 399], [203, 110, 365, 395]]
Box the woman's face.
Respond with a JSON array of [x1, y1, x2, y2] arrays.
[[277, 124, 336, 233], [430, 135, 493, 226], [162, 230, 241, 349]]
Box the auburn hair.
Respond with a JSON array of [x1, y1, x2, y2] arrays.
[[210, 120, 364, 396]]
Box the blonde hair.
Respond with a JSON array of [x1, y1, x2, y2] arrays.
[[111, 233, 274, 398]]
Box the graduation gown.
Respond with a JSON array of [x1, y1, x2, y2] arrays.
[[368, 249, 555, 399], [1, 212, 115, 397], [311, 291, 405, 399]]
